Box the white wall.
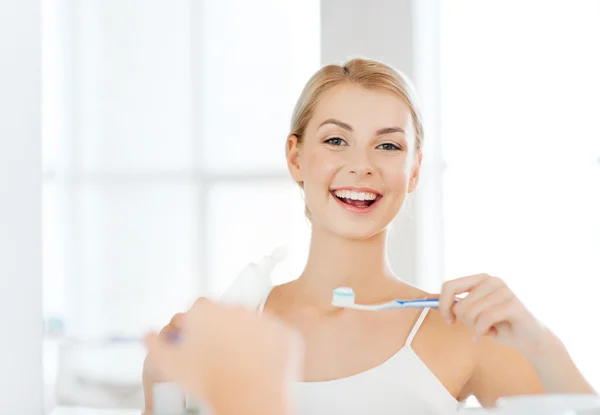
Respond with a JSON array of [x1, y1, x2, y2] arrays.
[[320, 0, 443, 288], [0, 0, 43, 413]]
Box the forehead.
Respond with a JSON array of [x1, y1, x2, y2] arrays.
[[309, 83, 413, 131]]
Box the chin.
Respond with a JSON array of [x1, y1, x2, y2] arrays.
[[334, 227, 387, 241], [316, 215, 391, 241]]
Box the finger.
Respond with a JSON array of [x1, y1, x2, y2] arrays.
[[190, 297, 209, 309], [185, 297, 219, 329], [439, 274, 488, 323], [454, 276, 505, 311], [158, 313, 186, 342], [454, 284, 512, 327], [145, 332, 184, 379], [157, 313, 185, 336], [473, 300, 519, 340], [169, 313, 186, 327]]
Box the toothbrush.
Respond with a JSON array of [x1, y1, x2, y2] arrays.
[[332, 287, 453, 310], [54, 330, 182, 345]]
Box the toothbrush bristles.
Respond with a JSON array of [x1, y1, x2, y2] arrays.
[[332, 287, 356, 307]]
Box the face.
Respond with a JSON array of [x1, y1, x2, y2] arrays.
[[286, 83, 422, 240]]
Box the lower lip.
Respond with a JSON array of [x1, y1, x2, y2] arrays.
[[330, 191, 382, 214]]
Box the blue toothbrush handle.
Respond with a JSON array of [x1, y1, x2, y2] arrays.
[[396, 298, 458, 309]]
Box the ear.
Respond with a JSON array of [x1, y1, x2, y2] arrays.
[[407, 150, 423, 193], [286, 134, 303, 183]]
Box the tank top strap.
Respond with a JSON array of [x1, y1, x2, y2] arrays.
[[257, 297, 267, 314], [404, 307, 430, 346], [257, 287, 273, 314]]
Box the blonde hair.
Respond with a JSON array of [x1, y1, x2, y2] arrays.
[[289, 57, 424, 150], [288, 57, 425, 219]]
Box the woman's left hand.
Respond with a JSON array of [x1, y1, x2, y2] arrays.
[[438, 274, 552, 358]]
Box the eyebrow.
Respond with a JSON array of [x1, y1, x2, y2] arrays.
[[318, 118, 353, 131], [376, 126, 405, 135], [318, 118, 405, 135]]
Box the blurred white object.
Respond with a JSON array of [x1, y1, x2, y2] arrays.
[[153, 383, 186, 415], [51, 408, 140, 415], [54, 339, 145, 410], [496, 394, 600, 414], [156, 247, 287, 414], [219, 245, 286, 307], [458, 394, 600, 414], [51, 247, 286, 414]]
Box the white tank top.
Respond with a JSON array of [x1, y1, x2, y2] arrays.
[[258, 293, 464, 415]]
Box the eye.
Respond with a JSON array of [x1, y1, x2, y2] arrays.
[[324, 137, 347, 146], [376, 143, 402, 151]]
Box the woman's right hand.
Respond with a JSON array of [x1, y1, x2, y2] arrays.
[[142, 312, 186, 412]]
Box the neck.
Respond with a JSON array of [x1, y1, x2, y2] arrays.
[[293, 226, 396, 304]]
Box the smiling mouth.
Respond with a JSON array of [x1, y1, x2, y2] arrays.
[[330, 189, 382, 209]]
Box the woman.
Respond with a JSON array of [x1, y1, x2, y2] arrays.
[[144, 58, 594, 414]]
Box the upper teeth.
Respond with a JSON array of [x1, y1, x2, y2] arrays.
[[333, 190, 378, 201]]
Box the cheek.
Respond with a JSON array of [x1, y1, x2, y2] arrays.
[[383, 161, 410, 188], [303, 150, 340, 183]]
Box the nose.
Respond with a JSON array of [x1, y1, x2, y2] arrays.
[[348, 150, 375, 177]]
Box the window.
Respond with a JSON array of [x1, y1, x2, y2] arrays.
[[441, 0, 600, 390], [43, 0, 320, 336], [42, 0, 320, 408]]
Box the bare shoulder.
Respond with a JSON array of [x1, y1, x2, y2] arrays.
[[261, 281, 296, 316], [392, 283, 543, 404], [385, 283, 479, 399]]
